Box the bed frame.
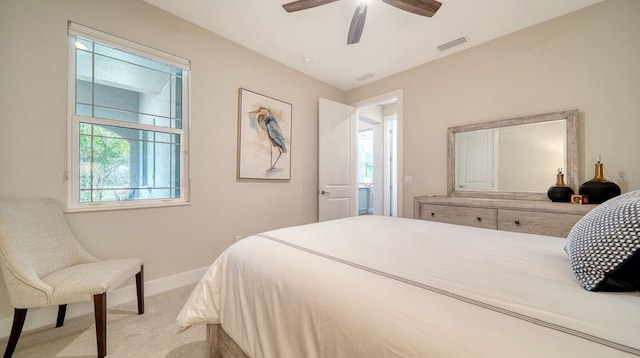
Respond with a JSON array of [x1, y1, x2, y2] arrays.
[[206, 324, 248, 358]]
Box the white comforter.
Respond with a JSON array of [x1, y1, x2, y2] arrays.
[[177, 216, 640, 357]]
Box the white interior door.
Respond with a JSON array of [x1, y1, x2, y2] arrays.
[[318, 98, 357, 221]]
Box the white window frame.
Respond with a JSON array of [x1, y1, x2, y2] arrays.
[[67, 22, 190, 212]]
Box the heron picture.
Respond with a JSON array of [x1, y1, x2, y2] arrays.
[[238, 88, 292, 180]]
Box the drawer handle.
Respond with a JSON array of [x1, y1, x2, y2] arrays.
[[476, 217, 482, 222], [515, 220, 521, 226], [430, 212, 435, 217]]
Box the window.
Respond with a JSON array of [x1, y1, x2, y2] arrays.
[[67, 23, 190, 211]]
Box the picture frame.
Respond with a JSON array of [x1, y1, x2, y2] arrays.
[[238, 88, 292, 180]]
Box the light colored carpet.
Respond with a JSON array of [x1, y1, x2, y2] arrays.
[[0, 284, 206, 357]]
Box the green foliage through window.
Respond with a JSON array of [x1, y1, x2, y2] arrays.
[[79, 124, 131, 202]]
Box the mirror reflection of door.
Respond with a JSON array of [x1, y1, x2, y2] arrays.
[[455, 129, 497, 191]]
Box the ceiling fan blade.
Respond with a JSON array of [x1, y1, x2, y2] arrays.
[[382, 0, 442, 17], [347, 5, 367, 45], [282, 0, 339, 12]]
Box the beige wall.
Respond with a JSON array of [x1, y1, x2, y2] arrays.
[[0, 0, 344, 318], [347, 0, 640, 216]]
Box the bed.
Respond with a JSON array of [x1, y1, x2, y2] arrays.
[[177, 207, 640, 357]]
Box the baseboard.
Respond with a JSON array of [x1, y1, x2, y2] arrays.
[[0, 266, 208, 339]]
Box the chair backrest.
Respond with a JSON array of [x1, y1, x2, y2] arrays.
[[0, 199, 96, 279]]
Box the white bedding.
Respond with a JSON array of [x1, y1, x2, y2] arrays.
[[177, 216, 640, 357]]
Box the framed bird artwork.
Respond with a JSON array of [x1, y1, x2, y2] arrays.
[[238, 88, 292, 180]]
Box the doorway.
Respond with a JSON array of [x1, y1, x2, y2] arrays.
[[317, 91, 402, 222], [355, 93, 400, 217]]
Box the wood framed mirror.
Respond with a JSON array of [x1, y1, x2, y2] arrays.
[[447, 109, 579, 200]]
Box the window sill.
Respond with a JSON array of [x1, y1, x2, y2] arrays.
[[65, 200, 190, 213]]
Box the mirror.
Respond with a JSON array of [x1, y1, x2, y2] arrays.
[[447, 110, 579, 200]]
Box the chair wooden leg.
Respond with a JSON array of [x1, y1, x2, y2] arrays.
[[55, 304, 67, 328], [136, 265, 144, 314], [93, 293, 107, 358], [4, 308, 27, 358]]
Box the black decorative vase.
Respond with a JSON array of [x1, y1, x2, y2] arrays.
[[547, 169, 574, 202], [578, 161, 621, 204]]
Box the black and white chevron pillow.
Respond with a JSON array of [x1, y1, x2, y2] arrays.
[[565, 190, 640, 291]]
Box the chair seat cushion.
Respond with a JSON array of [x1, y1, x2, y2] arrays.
[[42, 258, 143, 305]]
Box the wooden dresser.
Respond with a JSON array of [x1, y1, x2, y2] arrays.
[[413, 195, 596, 238]]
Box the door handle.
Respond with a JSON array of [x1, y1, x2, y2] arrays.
[[321, 190, 331, 196]]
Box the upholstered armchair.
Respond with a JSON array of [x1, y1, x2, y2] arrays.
[[0, 199, 144, 358]]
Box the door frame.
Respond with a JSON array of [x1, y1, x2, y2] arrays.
[[350, 89, 403, 217]]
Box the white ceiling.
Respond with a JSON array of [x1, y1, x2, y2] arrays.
[[143, 0, 604, 91]]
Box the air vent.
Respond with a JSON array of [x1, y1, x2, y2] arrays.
[[437, 36, 468, 52], [355, 73, 375, 82]]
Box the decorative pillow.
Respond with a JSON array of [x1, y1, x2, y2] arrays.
[[565, 190, 640, 291]]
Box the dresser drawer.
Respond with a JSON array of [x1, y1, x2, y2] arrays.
[[419, 204, 497, 229], [497, 209, 583, 237]]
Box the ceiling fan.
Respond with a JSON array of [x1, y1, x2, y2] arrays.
[[282, 0, 442, 45]]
